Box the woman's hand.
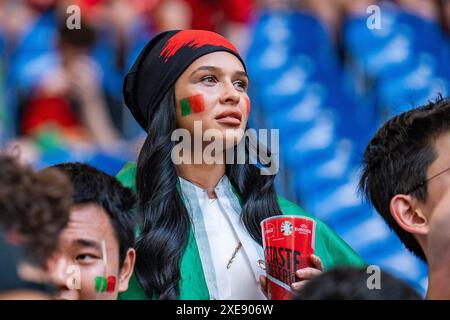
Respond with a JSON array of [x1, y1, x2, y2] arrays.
[[259, 254, 324, 297], [290, 254, 323, 291]]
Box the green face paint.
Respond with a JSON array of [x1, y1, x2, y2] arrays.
[[95, 276, 108, 292]]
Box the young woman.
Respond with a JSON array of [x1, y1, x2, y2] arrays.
[[117, 30, 364, 300]]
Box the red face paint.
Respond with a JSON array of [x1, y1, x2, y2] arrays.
[[245, 97, 251, 118], [160, 30, 239, 62], [106, 276, 116, 293], [180, 94, 205, 116]]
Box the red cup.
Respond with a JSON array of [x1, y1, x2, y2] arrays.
[[261, 215, 316, 300]]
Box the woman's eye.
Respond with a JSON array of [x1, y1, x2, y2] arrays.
[[234, 80, 248, 91], [201, 75, 217, 84]]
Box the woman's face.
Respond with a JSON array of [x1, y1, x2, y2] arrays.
[[174, 51, 250, 151]]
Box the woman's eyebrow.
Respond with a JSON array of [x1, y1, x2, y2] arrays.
[[191, 66, 220, 76], [191, 66, 247, 79]]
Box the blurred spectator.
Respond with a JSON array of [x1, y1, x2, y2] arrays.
[[295, 0, 342, 36], [153, 0, 191, 31], [2, 0, 150, 153], [294, 267, 421, 300], [396, 0, 439, 21], [444, 0, 450, 34], [0, 154, 72, 299], [20, 20, 122, 152], [94, 0, 157, 140], [155, 0, 254, 52]]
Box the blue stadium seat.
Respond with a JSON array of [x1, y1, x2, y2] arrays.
[[7, 10, 58, 90], [294, 139, 355, 198], [398, 11, 444, 59], [281, 111, 337, 169]]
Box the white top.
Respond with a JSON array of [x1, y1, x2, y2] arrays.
[[179, 176, 267, 300]]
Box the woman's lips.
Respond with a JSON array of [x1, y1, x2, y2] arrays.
[[215, 110, 242, 127], [215, 116, 241, 126]]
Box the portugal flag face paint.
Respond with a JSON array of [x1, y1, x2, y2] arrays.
[[180, 94, 205, 116], [95, 276, 116, 293]]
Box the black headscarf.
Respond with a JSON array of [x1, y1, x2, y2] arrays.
[[123, 29, 246, 131]]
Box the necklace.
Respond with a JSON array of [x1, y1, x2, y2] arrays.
[[226, 241, 242, 269]]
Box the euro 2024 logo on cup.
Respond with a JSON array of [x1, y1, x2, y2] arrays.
[[280, 221, 293, 236]]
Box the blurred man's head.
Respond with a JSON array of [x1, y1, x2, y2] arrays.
[[359, 96, 450, 262], [57, 19, 97, 62], [0, 155, 72, 299], [27, 0, 57, 11], [0, 155, 72, 265], [294, 267, 421, 300], [46, 163, 136, 300]]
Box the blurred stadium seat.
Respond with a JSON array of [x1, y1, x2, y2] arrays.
[[246, 3, 437, 294]]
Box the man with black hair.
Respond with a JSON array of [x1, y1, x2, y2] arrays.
[[46, 162, 136, 300], [359, 96, 450, 299]]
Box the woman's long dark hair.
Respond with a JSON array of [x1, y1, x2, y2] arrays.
[[135, 87, 282, 299]]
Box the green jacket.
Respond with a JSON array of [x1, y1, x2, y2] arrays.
[[116, 162, 365, 300]]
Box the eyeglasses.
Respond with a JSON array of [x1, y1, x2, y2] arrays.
[[405, 166, 450, 194]]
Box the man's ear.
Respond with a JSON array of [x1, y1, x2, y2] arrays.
[[118, 248, 136, 292], [390, 194, 429, 236]]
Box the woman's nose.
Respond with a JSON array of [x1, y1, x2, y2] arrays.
[[220, 81, 240, 105]]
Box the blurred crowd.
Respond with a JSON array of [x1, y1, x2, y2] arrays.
[[0, 0, 257, 169], [0, 0, 449, 166], [0, 0, 449, 294]]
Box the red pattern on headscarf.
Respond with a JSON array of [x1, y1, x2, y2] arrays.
[[159, 30, 239, 62]]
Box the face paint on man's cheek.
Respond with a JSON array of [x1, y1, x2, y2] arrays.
[[95, 275, 117, 293], [245, 97, 251, 118], [95, 276, 107, 292], [106, 276, 116, 292], [95, 239, 117, 298], [180, 94, 205, 117]]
